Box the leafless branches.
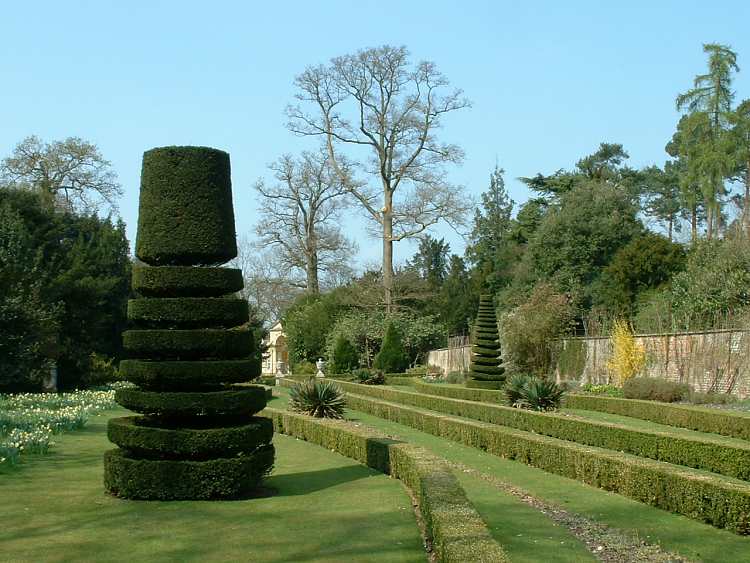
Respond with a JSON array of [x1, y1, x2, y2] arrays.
[[286, 45, 472, 309], [253, 150, 356, 294], [1, 136, 122, 214]]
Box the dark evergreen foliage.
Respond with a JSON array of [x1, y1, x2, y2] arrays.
[[373, 322, 410, 373], [330, 335, 359, 373], [104, 146, 273, 500], [135, 147, 237, 266], [467, 294, 505, 389], [0, 188, 130, 391]]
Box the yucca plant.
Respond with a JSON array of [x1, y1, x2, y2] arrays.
[[505, 374, 564, 411], [289, 379, 346, 419], [504, 374, 530, 407]]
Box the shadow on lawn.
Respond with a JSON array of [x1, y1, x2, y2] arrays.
[[268, 464, 379, 496]]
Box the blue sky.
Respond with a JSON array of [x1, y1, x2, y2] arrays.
[[3, 1, 750, 267]]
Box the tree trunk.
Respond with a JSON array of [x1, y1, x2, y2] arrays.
[[305, 222, 320, 294], [691, 205, 697, 243], [668, 215, 673, 242], [306, 251, 319, 294], [744, 164, 750, 238], [706, 205, 713, 241], [383, 190, 394, 313]]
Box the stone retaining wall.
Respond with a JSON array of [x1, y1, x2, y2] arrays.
[[556, 329, 750, 398]]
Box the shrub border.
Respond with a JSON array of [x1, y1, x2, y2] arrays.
[[565, 394, 750, 441], [328, 380, 750, 482], [338, 393, 750, 534], [264, 406, 509, 562]]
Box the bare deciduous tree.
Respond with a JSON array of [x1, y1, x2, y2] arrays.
[[230, 234, 304, 324], [1, 136, 122, 214], [254, 151, 356, 294], [287, 45, 471, 311]]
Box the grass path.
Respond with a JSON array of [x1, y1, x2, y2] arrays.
[[0, 408, 424, 563], [271, 389, 750, 562]]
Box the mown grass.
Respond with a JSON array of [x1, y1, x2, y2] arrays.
[[0, 408, 425, 563], [272, 387, 750, 562]]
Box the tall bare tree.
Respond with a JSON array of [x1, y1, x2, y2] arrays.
[[254, 151, 355, 294], [1, 136, 121, 214], [287, 45, 471, 311], [229, 234, 303, 324]]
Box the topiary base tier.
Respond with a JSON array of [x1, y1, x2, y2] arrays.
[[103, 445, 275, 500], [465, 379, 505, 390]]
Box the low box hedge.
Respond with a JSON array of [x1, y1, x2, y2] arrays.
[[565, 394, 750, 441], [132, 265, 244, 297], [123, 329, 253, 360], [265, 407, 508, 562], [115, 385, 267, 418], [414, 380, 503, 403], [127, 298, 249, 329], [341, 393, 750, 534], [103, 443, 274, 500], [331, 381, 750, 482], [464, 379, 504, 391], [120, 359, 259, 389], [108, 416, 273, 459], [386, 376, 418, 386]]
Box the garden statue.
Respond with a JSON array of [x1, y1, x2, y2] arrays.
[[316, 358, 325, 377], [103, 146, 274, 500]]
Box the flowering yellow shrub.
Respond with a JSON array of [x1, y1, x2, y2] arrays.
[[607, 320, 646, 385]]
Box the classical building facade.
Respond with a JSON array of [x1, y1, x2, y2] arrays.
[[262, 321, 289, 375]]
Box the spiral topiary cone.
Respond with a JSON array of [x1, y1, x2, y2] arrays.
[[466, 294, 505, 390], [104, 146, 274, 500]]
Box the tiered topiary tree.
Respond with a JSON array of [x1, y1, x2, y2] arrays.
[[466, 294, 505, 389], [104, 146, 274, 500]]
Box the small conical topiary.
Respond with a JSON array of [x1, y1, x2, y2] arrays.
[[104, 146, 274, 500], [373, 322, 409, 374], [466, 294, 505, 389], [330, 335, 359, 374]]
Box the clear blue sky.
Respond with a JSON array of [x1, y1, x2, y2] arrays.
[[3, 1, 750, 267]]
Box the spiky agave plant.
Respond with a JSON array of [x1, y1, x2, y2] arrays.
[[505, 374, 564, 411], [289, 379, 346, 419]]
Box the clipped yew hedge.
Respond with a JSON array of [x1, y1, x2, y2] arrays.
[[468, 294, 504, 388], [132, 265, 244, 297], [127, 297, 249, 328], [332, 381, 750, 481], [120, 359, 258, 389], [136, 146, 237, 266], [342, 394, 750, 534], [105, 146, 273, 500], [565, 394, 750, 441], [265, 407, 509, 562], [123, 328, 253, 360], [415, 380, 503, 403], [104, 445, 274, 500], [115, 386, 267, 418], [108, 416, 273, 459]]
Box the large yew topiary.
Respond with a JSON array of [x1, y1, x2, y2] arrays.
[[104, 146, 274, 500], [466, 294, 505, 390]]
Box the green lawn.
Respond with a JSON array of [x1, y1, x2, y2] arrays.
[[272, 388, 750, 562], [0, 408, 425, 563]]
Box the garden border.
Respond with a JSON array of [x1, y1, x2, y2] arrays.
[[336, 392, 750, 534], [264, 406, 509, 562], [328, 380, 750, 481]]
